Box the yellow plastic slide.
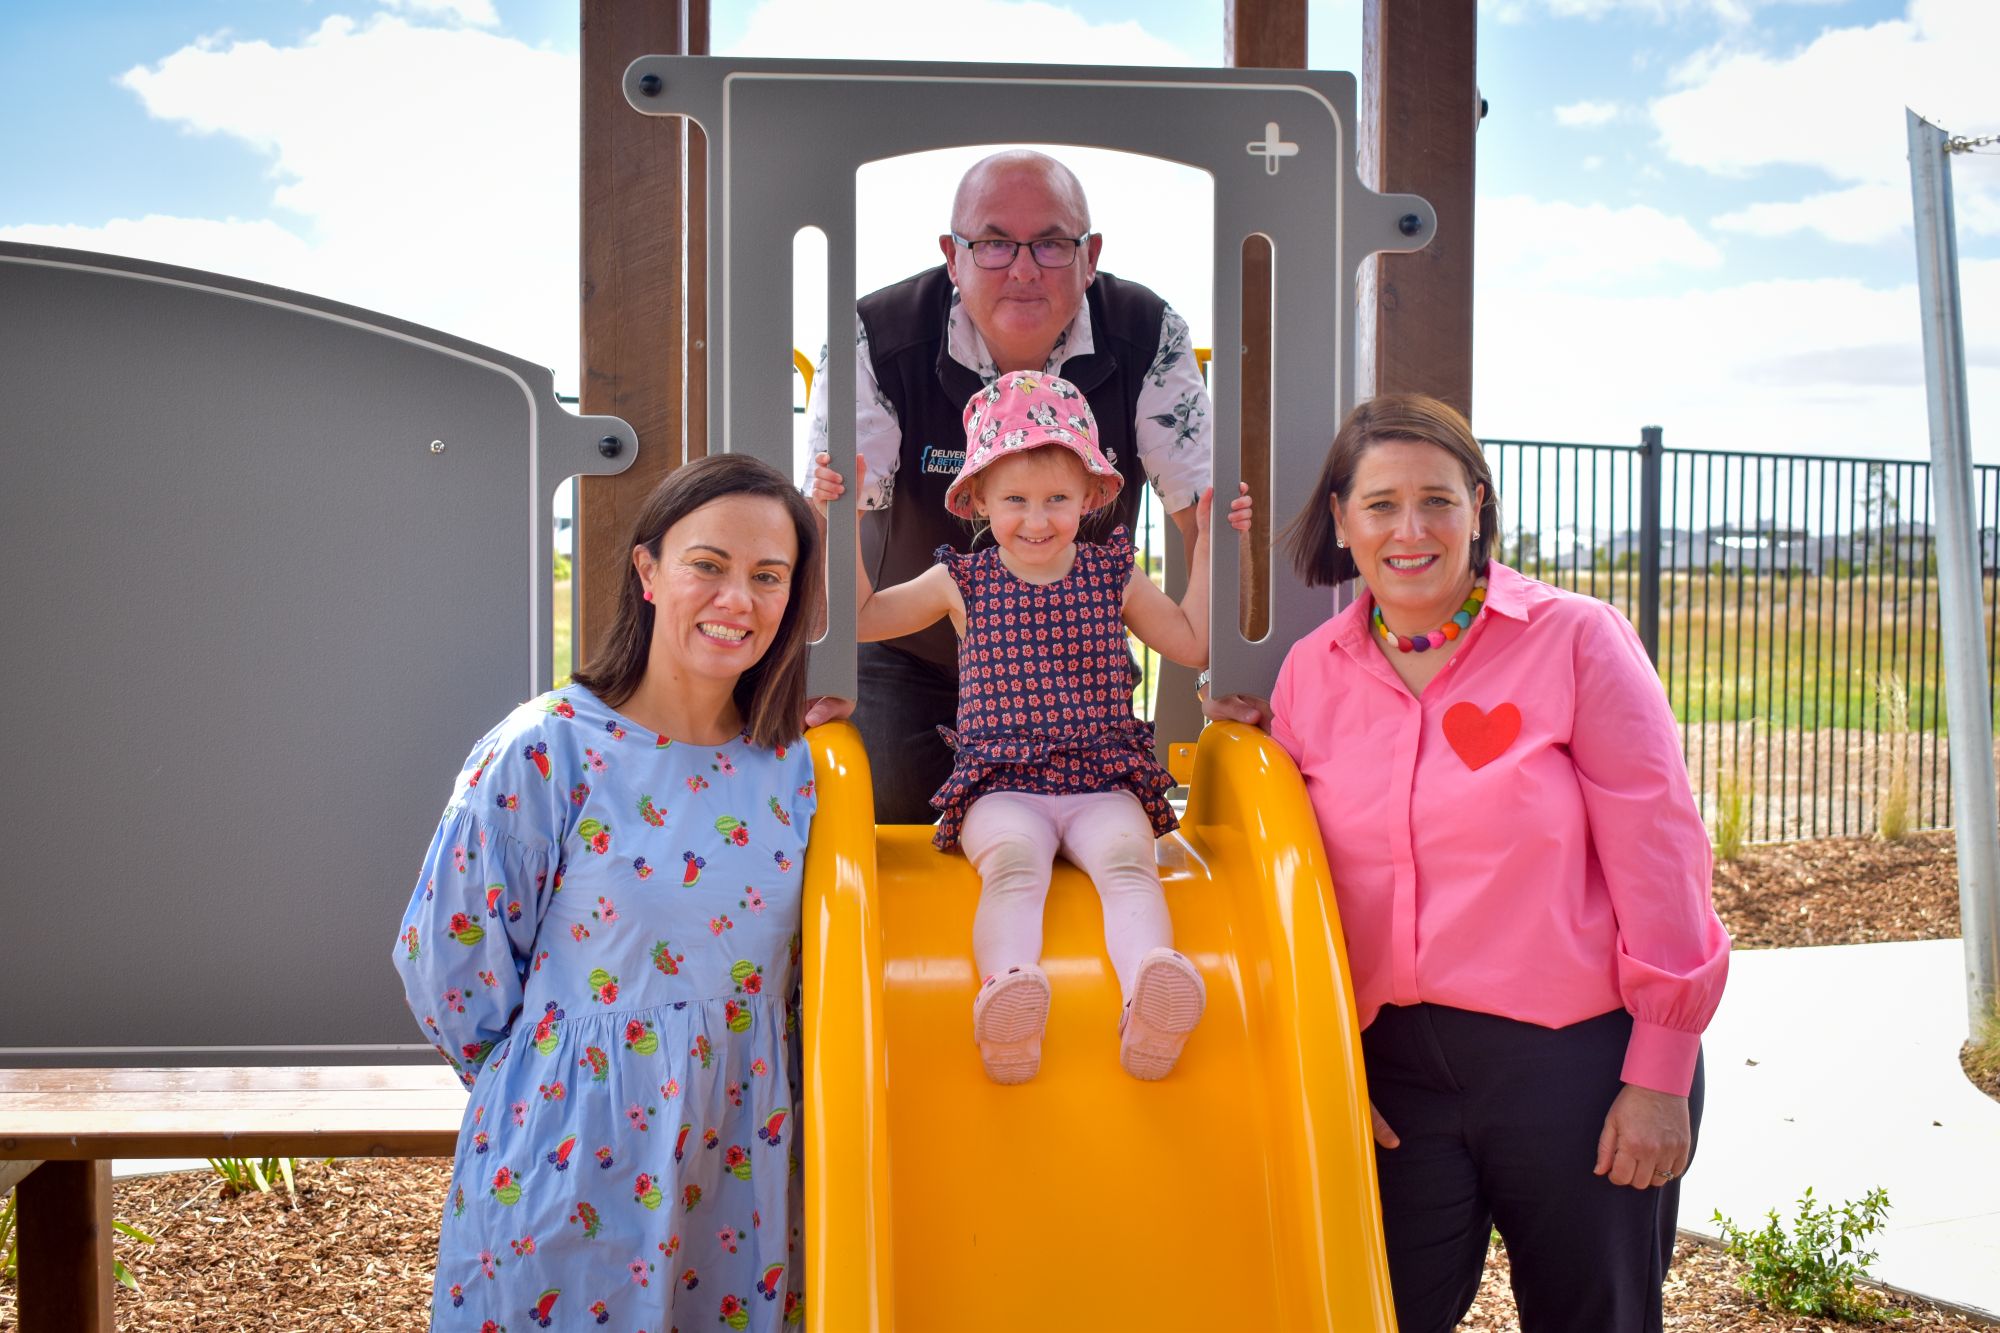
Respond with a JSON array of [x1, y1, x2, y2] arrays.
[[801, 720, 1395, 1331]]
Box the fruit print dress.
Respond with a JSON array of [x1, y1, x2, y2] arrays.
[[393, 686, 815, 1332], [928, 526, 1177, 851]]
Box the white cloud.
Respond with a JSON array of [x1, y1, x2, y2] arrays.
[[1650, 0, 2000, 242], [1555, 99, 1621, 128], [1712, 183, 1911, 245], [1473, 251, 2000, 462], [377, 0, 499, 27], [1479, 194, 1724, 289], [721, 0, 1196, 64], [1487, 0, 1844, 22], [35, 14, 581, 385]]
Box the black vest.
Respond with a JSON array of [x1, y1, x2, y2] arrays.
[[858, 265, 1166, 669]]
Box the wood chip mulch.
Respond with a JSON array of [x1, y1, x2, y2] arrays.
[[1712, 829, 1964, 949], [1463, 1236, 1993, 1331], [4, 831, 1997, 1331]]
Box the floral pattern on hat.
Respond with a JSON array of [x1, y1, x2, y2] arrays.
[[943, 371, 1124, 519]]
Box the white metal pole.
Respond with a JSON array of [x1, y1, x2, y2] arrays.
[[1907, 108, 1999, 1031]]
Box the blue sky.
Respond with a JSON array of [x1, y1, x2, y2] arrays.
[[3, 0, 1995, 460]]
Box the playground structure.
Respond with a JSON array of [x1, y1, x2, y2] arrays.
[[0, 21, 1474, 1330], [638, 55, 1434, 1325]]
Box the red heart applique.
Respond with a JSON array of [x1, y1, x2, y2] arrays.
[[1442, 701, 1521, 770]]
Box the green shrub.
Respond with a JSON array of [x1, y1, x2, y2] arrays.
[[209, 1155, 298, 1202], [1713, 1186, 1893, 1321], [553, 550, 572, 582]]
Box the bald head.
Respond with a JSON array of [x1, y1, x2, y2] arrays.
[[950, 150, 1092, 237], [940, 149, 1102, 373]]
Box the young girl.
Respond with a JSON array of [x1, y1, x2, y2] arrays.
[[811, 370, 1251, 1084]]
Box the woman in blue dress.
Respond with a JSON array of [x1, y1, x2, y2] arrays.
[[394, 454, 823, 1331]]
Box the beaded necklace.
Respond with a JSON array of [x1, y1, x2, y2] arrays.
[[1372, 578, 1487, 653]]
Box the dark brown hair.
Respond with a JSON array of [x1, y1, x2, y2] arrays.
[[571, 454, 821, 748], [1282, 393, 1500, 588]]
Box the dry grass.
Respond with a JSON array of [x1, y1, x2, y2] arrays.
[[1966, 1003, 2000, 1104]]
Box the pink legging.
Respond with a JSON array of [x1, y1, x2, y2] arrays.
[[960, 789, 1172, 999]]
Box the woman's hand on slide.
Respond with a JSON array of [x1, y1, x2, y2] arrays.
[[1371, 1101, 1401, 1150], [1201, 692, 1271, 727], [806, 451, 846, 517]]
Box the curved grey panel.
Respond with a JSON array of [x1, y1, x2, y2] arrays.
[[0, 244, 635, 1065]]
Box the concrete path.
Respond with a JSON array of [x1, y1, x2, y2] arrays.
[[1682, 938, 2000, 1320]]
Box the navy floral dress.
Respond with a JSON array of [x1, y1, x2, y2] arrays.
[[393, 687, 815, 1331], [929, 527, 1177, 850]]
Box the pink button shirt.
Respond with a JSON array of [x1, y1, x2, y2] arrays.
[[1270, 562, 1729, 1096]]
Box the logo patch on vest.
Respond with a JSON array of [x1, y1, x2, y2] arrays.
[[920, 445, 966, 476]]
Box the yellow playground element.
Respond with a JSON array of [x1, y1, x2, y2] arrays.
[[801, 720, 1395, 1332]]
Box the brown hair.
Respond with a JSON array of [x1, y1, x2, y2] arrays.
[[1282, 393, 1500, 587], [571, 454, 821, 748]]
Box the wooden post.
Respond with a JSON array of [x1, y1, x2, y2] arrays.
[[684, 4, 710, 462], [1225, 0, 1305, 647], [16, 1160, 114, 1333], [1358, 0, 1477, 417], [576, 1, 708, 660]]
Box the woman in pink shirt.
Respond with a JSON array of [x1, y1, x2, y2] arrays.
[[1213, 394, 1729, 1332]]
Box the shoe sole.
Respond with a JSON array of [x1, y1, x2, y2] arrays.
[[973, 969, 1050, 1085], [1120, 953, 1205, 1081]]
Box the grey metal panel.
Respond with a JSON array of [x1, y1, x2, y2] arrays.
[[0, 244, 635, 1065], [624, 56, 1433, 700]]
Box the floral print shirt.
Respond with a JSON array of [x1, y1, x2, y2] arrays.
[[805, 285, 1212, 516], [393, 687, 816, 1330]]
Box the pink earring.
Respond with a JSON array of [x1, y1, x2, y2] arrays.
[[643, 588, 654, 603]]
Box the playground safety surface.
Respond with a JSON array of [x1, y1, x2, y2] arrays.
[[2, 1155, 1992, 1332], [5, 829, 1994, 1331]]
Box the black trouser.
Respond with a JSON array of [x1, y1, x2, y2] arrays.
[[855, 641, 959, 825], [1361, 1004, 1705, 1333]]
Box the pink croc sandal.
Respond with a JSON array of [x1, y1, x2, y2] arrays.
[[1119, 948, 1206, 1081], [972, 964, 1052, 1085]]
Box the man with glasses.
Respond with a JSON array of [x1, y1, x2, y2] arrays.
[[805, 149, 1212, 823]]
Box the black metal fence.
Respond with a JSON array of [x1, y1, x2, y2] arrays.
[[1485, 432, 2000, 843]]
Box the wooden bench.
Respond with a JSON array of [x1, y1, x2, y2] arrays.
[[0, 1065, 465, 1333]]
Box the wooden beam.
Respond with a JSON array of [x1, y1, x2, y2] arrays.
[[1226, 0, 1303, 650], [1225, 0, 1306, 68], [576, 1, 707, 661], [16, 1160, 113, 1333], [684, 4, 710, 461], [1358, 0, 1477, 418]]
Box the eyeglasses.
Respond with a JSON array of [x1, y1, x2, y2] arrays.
[[951, 233, 1092, 270]]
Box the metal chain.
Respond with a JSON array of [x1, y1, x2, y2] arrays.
[[1945, 132, 2000, 154]]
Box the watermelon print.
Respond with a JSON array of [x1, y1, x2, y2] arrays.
[[928, 529, 1177, 850], [393, 686, 815, 1329]]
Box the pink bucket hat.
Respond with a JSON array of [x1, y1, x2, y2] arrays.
[[943, 370, 1123, 519]]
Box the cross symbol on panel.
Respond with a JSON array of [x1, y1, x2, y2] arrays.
[[1246, 122, 1299, 175]]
